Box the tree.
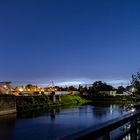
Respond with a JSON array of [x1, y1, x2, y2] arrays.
[[88, 86, 95, 95], [132, 71, 140, 93], [126, 85, 132, 91], [78, 85, 88, 94], [68, 86, 78, 91], [92, 81, 113, 93], [25, 84, 33, 91], [117, 86, 126, 94]]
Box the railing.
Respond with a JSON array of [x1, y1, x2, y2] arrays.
[[60, 110, 140, 140]]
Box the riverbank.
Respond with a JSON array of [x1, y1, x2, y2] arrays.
[[16, 95, 88, 113], [16, 95, 136, 113], [81, 95, 135, 104], [0, 95, 16, 115], [1, 94, 139, 115]]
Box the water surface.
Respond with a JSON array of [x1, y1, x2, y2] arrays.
[[0, 104, 130, 140]]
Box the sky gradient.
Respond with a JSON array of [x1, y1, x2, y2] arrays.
[[0, 0, 140, 87]]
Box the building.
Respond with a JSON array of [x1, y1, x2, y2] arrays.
[[14, 84, 45, 96], [0, 82, 11, 94], [99, 91, 117, 96]]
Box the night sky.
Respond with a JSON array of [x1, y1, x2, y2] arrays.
[[0, 0, 140, 87]]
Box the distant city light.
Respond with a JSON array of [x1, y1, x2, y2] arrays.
[[19, 88, 23, 92], [3, 85, 7, 88]]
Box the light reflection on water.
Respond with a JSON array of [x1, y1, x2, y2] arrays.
[[0, 104, 130, 140]]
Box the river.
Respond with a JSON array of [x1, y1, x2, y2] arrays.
[[0, 104, 133, 140]]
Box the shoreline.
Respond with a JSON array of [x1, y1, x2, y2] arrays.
[[0, 94, 138, 115]]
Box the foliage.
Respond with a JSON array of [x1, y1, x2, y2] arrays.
[[16, 95, 87, 112], [67, 86, 78, 91], [117, 86, 126, 94], [78, 85, 88, 94], [90, 81, 113, 95], [132, 71, 140, 93], [61, 95, 87, 104], [60, 86, 78, 91]]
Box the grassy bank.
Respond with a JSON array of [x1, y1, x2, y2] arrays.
[[60, 95, 87, 105], [16, 95, 88, 113]]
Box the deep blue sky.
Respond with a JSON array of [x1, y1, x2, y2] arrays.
[[0, 0, 140, 87]]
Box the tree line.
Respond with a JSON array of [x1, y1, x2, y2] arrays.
[[57, 81, 128, 95], [60, 70, 140, 95]]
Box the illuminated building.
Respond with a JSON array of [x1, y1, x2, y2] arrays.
[[0, 82, 11, 94]]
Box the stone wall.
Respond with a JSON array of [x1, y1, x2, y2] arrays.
[[0, 96, 16, 115]]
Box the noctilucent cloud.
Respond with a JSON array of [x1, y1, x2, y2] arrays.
[[0, 0, 140, 87]]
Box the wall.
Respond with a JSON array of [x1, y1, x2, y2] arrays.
[[0, 96, 16, 115]]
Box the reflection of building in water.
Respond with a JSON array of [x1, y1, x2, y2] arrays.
[[0, 114, 16, 140], [0, 82, 11, 94]]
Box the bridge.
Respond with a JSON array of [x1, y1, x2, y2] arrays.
[[61, 110, 140, 140]]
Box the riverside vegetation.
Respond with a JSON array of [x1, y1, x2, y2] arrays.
[[1, 94, 140, 115], [16, 95, 88, 113], [16, 94, 140, 113]]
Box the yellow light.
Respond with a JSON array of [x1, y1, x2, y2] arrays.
[[19, 88, 23, 92]]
